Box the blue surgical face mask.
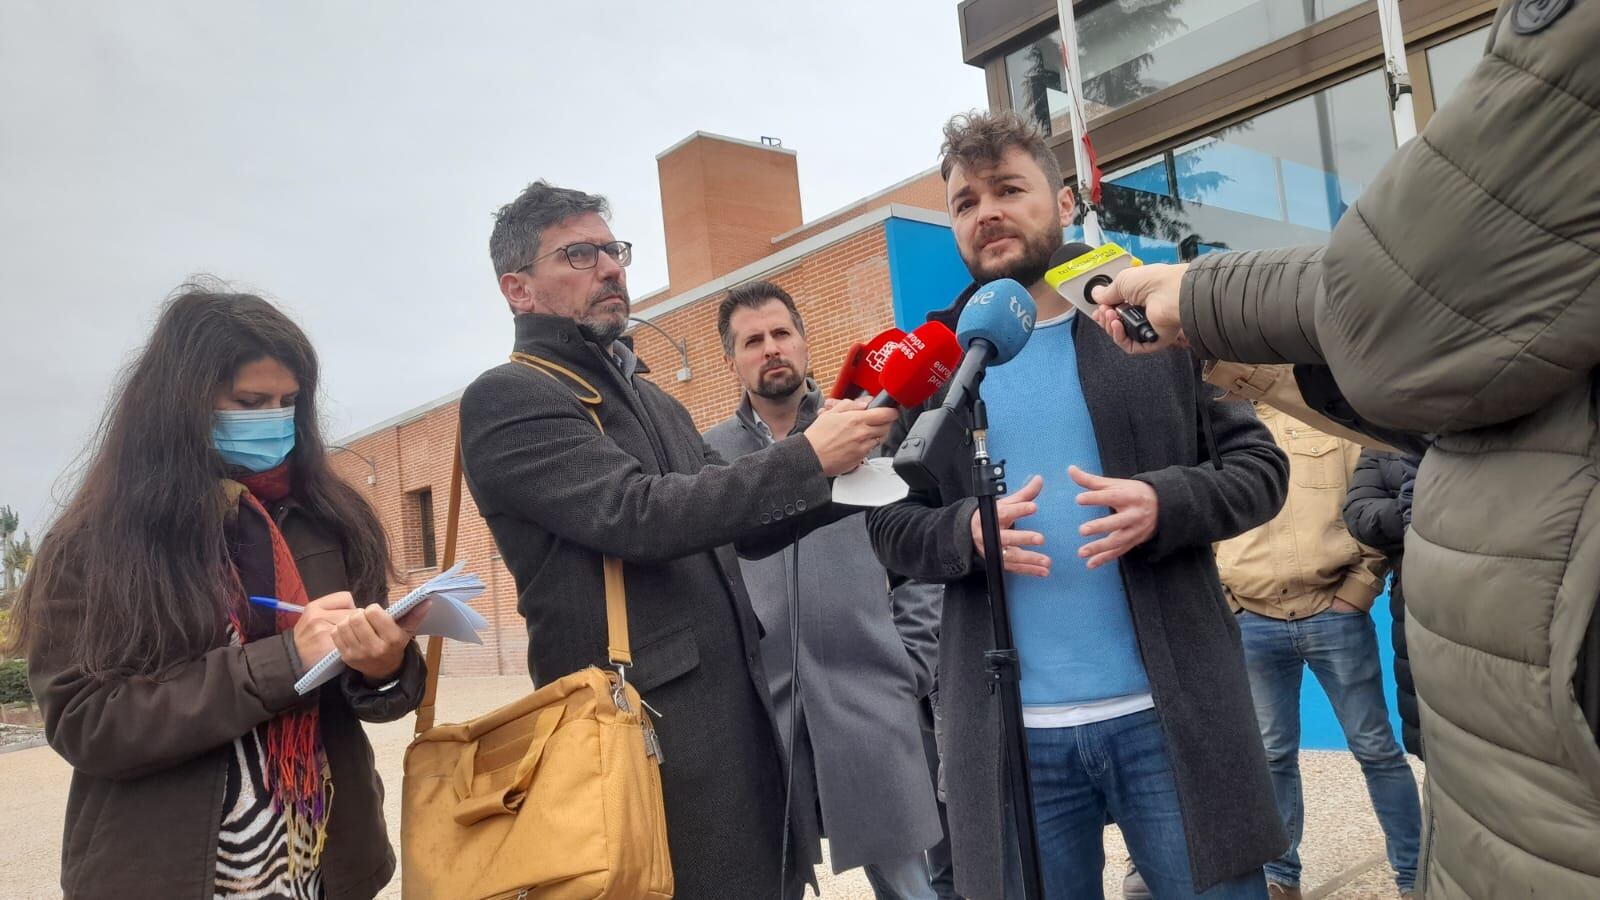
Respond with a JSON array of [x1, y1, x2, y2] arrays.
[[213, 406, 297, 472]]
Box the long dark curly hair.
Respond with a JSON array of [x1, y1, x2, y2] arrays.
[[6, 282, 392, 676]]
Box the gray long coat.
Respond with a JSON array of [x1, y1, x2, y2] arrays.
[[703, 389, 943, 873], [459, 314, 837, 899], [866, 289, 1291, 898]]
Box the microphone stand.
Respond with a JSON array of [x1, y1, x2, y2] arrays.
[[969, 381, 1045, 900]]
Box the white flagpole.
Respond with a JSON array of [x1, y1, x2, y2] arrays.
[[1055, 0, 1105, 244], [1376, 0, 1419, 144]]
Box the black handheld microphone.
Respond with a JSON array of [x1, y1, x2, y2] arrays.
[[1044, 242, 1159, 343]]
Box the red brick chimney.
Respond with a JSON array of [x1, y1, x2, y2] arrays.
[[656, 132, 803, 296]]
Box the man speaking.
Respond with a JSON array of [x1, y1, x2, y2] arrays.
[[866, 112, 1290, 899]]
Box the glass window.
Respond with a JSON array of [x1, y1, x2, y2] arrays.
[[1007, 0, 1369, 131], [1426, 26, 1491, 109], [408, 488, 437, 569], [1005, 36, 1072, 138], [1070, 71, 1394, 262]]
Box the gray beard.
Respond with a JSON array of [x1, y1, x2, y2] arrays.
[[578, 317, 627, 346]]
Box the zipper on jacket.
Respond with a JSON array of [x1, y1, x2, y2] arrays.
[[1418, 781, 1437, 894]]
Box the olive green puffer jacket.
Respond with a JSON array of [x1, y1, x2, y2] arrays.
[[1174, 1, 1600, 895]]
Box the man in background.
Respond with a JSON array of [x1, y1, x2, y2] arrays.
[[703, 280, 943, 898]]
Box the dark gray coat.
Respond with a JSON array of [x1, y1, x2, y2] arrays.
[[866, 289, 1291, 898], [458, 314, 835, 900], [703, 388, 943, 873]]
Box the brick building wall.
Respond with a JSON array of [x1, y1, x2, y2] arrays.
[[657, 133, 804, 297], [331, 397, 527, 678], [770, 169, 947, 251], [629, 226, 896, 430]]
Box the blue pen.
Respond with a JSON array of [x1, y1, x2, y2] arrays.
[[249, 595, 305, 614]]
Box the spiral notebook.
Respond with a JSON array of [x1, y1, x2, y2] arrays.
[[293, 561, 489, 695]]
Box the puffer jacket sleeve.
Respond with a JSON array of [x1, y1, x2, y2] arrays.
[[1315, 6, 1600, 434], [1180, 7, 1600, 438], [1181, 246, 1328, 365]]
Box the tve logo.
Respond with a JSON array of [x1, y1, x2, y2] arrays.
[[1009, 296, 1035, 332]]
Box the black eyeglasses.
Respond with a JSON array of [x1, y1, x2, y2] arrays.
[[519, 240, 633, 272]]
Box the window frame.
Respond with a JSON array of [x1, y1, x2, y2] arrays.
[[971, 0, 1496, 184]]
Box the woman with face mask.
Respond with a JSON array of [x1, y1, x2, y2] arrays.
[[6, 283, 428, 899]]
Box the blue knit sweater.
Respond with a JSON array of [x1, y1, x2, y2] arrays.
[[983, 313, 1151, 707]]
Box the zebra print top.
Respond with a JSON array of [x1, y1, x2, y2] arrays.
[[215, 628, 322, 899]]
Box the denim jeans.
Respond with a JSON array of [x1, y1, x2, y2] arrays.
[[1237, 609, 1422, 893], [1002, 707, 1267, 899]]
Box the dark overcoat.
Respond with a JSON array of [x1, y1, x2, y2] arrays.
[[460, 313, 837, 899], [866, 288, 1291, 897]]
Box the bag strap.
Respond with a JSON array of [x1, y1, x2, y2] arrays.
[[507, 353, 633, 668], [414, 435, 465, 735], [412, 352, 632, 737]]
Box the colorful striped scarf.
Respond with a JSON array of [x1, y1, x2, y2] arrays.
[[224, 465, 331, 876]]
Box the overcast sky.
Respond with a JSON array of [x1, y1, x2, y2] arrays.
[[0, 1, 986, 534]]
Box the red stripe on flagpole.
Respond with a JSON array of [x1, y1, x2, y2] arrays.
[[1057, 39, 1103, 206]]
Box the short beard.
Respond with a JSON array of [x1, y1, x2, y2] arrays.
[[962, 224, 1062, 287], [752, 364, 806, 400], [577, 316, 627, 346], [572, 277, 630, 346]]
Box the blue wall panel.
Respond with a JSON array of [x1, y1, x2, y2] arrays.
[[884, 217, 975, 329]]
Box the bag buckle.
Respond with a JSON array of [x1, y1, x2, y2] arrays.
[[611, 663, 632, 713], [612, 663, 665, 762]]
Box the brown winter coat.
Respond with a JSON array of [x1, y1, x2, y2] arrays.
[[28, 499, 426, 899]]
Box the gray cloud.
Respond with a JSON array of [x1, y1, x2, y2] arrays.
[[0, 0, 984, 534]]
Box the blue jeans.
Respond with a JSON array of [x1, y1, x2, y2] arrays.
[[1237, 609, 1422, 893], [1003, 708, 1267, 899]]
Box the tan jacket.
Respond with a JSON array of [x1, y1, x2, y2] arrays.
[[1214, 405, 1388, 619], [1203, 362, 1399, 453]]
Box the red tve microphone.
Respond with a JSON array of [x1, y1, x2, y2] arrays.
[[829, 327, 905, 400], [868, 322, 962, 409]]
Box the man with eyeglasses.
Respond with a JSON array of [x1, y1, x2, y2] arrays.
[[457, 180, 899, 899]]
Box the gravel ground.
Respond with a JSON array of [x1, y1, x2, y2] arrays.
[[0, 676, 1422, 899], [0, 723, 45, 754]]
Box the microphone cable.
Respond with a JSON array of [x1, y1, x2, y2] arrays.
[[778, 537, 803, 898]]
